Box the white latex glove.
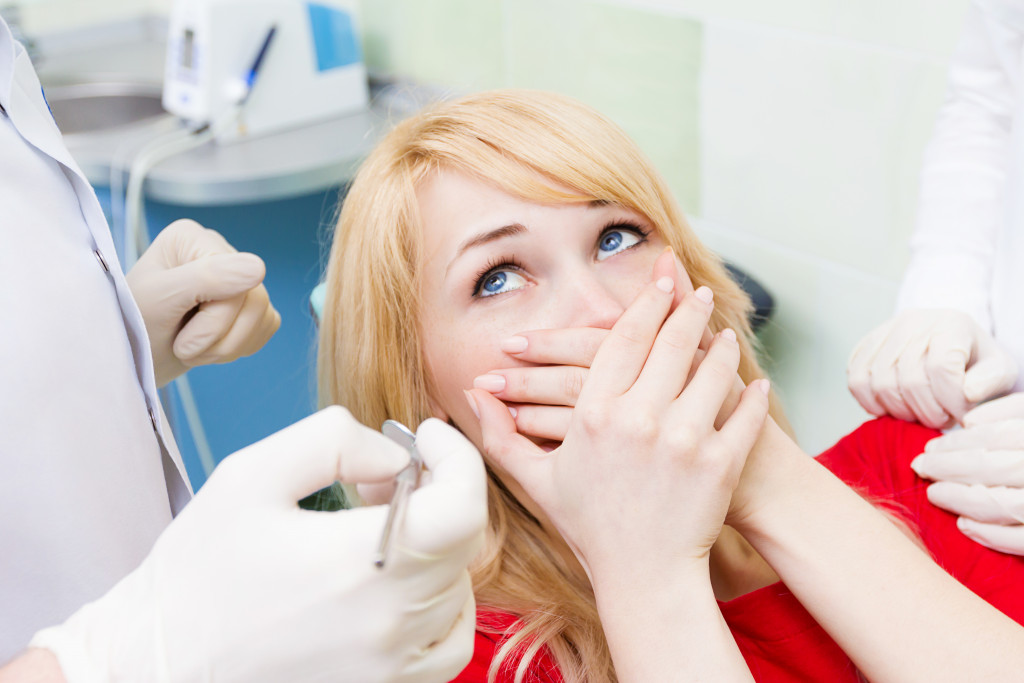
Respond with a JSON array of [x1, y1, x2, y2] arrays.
[[30, 407, 486, 683], [848, 309, 1017, 428], [911, 393, 1024, 555], [126, 219, 281, 387]]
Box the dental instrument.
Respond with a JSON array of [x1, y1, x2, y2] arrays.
[[375, 420, 423, 569]]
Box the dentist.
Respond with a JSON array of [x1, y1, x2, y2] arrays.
[[848, 0, 1024, 555], [0, 13, 483, 683]]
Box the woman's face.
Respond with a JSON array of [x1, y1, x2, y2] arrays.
[[417, 169, 683, 453]]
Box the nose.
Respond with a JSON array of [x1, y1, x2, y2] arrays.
[[559, 271, 625, 330]]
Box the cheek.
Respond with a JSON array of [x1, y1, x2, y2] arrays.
[[420, 308, 515, 422]]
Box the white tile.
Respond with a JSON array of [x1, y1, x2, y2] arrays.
[[700, 22, 950, 281], [607, 0, 970, 57], [694, 221, 902, 453]]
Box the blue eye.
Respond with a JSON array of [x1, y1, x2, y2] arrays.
[[597, 228, 643, 261], [476, 268, 527, 298]]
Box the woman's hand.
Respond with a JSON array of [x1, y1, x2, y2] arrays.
[[473, 250, 714, 443], [468, 252, 770, 584]]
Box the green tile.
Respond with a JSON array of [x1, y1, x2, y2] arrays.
[[506, 1, 703, 215], [393, 0, 504, 89]]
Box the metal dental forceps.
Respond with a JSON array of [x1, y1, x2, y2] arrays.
[[374, 419, 423, 569]]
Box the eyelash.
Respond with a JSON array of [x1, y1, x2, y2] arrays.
[[472, 255, 525, 297], [471, 221, 651, 298]]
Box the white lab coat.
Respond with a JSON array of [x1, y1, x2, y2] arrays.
[[898, 0, 1024, 389], [0, 18, 191, 660]]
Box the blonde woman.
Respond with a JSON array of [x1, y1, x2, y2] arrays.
[[318, 90, 1024, 682]]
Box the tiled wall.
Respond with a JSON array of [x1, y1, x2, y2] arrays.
[[357, 0, 972, 452], [9, 0, 973, 452]]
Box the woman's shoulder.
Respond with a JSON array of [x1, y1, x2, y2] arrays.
[[815, 417, 1024, 620], [814, 416, 939, 492], [450, 611, 563, 683]]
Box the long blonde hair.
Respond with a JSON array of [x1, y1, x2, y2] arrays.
[[319, 90, 789, 682]]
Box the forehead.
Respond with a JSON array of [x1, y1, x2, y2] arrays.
[[415, 169, 608, 244]]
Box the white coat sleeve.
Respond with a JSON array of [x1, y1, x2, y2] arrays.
[[896, 0, 1024, 332]]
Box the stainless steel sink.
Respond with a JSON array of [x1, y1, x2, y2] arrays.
[[43, 82, 169, 135]]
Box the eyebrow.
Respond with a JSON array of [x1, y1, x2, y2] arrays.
[[446, 222, 528, 276]]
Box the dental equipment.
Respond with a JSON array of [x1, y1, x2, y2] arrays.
[[375, 420, 424, 569], [162, 0, 369, 144]]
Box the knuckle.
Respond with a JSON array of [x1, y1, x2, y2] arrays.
[[563, 369, 584, 402]]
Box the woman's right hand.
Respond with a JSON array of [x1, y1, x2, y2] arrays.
[[468, 251, 770, 585]]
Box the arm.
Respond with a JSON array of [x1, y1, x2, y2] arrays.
[[5, 409, 484, 683], [897, 1, 1020, 325], [846, 3, 1022, 428], [729, 422, 1024, 683]]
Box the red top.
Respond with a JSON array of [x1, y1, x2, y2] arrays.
[[452, 417, 1024, 682]]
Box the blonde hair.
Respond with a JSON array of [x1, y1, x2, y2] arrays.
[[319, 89, 790, 682]]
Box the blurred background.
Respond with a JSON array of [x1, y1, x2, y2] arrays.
[[2, 0, 972, 483]]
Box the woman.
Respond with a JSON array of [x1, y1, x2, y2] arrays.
[[318, 90, 1024, 682]]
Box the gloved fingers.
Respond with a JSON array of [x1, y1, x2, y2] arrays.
[[183, 287, 280, 364], [897, 338, 952, 428], [357, 479, 396, 505], [400, 418, 488, 559], [926, 419, 1024, 452], [925, 324, 975, 423], [162, 219, 237, 261], [510, 404, 572, 442], [925, 482, 1024, 525], [397, 588, 477, 683], [911, 449, 1024, 487], [847, 325, 890, 417], [963, 393, 1024, 427], [956, 517, 1024, 556], [963, 335, 1018, 404], [174, 294, 246, 360], [218, 406, 410, 502], [874, 370, 918, 423]]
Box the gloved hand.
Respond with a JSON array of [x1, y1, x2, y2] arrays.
[[30, 407, 487, 683], [126, 219, 281, 387], [911, 393, 1024, 555], [848, 309, 1017, 428]]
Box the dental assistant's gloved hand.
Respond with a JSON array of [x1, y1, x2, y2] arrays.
[[911, 393, 1024, 555], [847, 309, 1017, 428], [126, 219, 281, 387], [30, 407, 486, 683]]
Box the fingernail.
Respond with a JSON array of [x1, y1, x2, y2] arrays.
[[758, 379, 771, 395], [656, 276, 674, 293], [473, 374, 506, 393], [721, 328, 737, 343], [463, 390, 480, 419], [508, 405, 518, 418], [694, 286, 713, 304], [501, 336, 529, 353]]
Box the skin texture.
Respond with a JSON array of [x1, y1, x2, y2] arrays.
[[417, 169, 673, 529]]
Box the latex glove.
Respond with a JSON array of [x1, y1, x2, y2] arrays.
[[911, 393, 1024, 555], [848, 309, 1017, 429], [126, 219, 281, 387], [30, 407, 486, 683]]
